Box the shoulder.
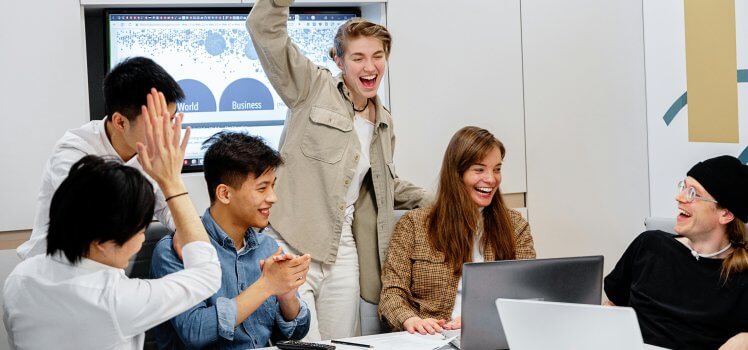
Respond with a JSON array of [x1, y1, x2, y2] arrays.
[[151, 235, 182, 270], [507, 209, 529, 232], [398, 208, 431, 227], [393, 208, 432, 239]]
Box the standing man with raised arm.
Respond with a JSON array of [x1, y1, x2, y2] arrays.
[[151, 131, 311, 349], [247, 0, 430, 340], [4, 89, 221, 350], [18, 57, 184, 259]]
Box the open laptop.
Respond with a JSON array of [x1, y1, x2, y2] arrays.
[[495, 299, 669, 350], [459, 256, 603, 350]]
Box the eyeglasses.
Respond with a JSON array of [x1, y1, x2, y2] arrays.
[[677, 180, 718, 204]]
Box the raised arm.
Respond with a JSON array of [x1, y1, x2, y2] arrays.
[[115, 88, 221, 337], [136, 89, 207, 247], [246, 0, 319, 109]]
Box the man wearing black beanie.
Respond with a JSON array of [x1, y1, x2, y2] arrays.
[[605, 155, 748, 350]]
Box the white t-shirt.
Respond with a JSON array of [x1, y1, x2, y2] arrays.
[[452, 231, 485, 319], [17, 119, 175, 260], [342, 114, 374, 227], [3, 241, 220, 350]]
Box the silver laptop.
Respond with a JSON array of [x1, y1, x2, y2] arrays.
[[495, 299, 669, 350], [459, 256, 603, 350]]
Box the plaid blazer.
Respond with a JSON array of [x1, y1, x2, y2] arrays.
[[378, 207, 536, 330]]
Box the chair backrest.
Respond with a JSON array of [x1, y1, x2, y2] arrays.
[[643, 217, 677, 234], [126, 221, 173, 350], [126, 222, 173, 278]]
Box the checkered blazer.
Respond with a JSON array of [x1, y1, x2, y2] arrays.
[[378, 207, 536, 330]]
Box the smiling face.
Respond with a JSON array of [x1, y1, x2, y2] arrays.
[[462, 146, 503, 208], [225, 168, 278, 229], [674, 176, 726, 239], [336, 36, 387, 103]]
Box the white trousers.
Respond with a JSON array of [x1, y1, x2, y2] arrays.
[[265, 225, 361, 341]]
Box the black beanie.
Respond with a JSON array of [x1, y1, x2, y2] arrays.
[[687, 155, 748, 222]]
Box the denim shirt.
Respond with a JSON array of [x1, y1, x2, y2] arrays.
[[150, 209, 310, 349]]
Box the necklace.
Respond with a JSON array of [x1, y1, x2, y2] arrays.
[[687, 242, 732, 260], [352, 98, 370, 113]]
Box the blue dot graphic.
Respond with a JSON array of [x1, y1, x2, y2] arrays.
[[204, 32, 227, 56]]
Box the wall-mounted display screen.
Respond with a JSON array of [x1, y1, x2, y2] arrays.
[[107, 9, 358, 172]]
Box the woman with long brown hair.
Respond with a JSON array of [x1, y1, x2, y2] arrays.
[[378, 126, 535, 334]]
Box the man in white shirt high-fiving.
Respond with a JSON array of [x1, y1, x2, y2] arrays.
[[4, 88, 221, 350], [18, 57, 185, 259]]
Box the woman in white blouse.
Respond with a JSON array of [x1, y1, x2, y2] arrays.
[[3, 89, 221, 350]]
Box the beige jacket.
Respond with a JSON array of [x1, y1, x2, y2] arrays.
[[247, 0, 430, 303]]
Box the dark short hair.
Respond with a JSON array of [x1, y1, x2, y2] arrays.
[[103, 57, 185, 122], [47, 155, 155, 264], [202, 132, 283, 203]]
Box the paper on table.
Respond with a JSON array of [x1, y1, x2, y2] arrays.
[[346, 333, 456, 350]]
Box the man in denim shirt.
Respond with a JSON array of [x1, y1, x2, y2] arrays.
[[151, 131, 311, 349]]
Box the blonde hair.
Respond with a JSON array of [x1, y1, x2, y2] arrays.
[[329, 18, 392, 59], [427, 126, 515, 274], [721, 217, 748, 281]]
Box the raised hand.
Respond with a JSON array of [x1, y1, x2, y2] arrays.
[[136, 88, 190, 195]]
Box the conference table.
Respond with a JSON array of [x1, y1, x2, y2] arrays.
[[258, 331, 669, 350]]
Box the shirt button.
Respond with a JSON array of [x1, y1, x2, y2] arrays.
[[345, 179, 351, 185], [339, 204, 345, 210], [354, 154, 360, 161]]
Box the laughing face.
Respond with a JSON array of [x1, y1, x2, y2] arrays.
[[227, 168, 278, 229], [674, 176, 724, 238], [335, 36, 387, 104], [462, 146, 503, 208]]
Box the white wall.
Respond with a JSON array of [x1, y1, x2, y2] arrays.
[[1, 0, 653, 284], [522, 0, 650, 274], [0, 0, 89, 231], [387, 0, 527, 194]]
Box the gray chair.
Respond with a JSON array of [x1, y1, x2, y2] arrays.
[[126, 222, 174, 350], [643, 217, 677, 234]]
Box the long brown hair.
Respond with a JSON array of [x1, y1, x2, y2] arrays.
[[721, 216, 748, 281], [427, 126, 516, 274]]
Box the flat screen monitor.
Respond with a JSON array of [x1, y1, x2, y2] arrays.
[[106, 9, 358, 172]]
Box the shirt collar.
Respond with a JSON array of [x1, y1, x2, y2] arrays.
[[50, 252, 126, 276], [202, 208, 259, 251], [335, 74, 389, 128]]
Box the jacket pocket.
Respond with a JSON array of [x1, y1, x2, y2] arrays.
[[300, 106, 352, 164]]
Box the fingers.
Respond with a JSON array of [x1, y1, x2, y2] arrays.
[[414, 323, 428, 335], [146, 91, 165, 154], [404, 323, 416, 334], [136, 143, 151, 172]]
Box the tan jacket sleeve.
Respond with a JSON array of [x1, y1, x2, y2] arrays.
[[378, 213, 420, 330], [246, 0, 318, 109], [510, 210, 537, 259]]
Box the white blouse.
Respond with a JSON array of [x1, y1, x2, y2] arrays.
[[3, 241, 220, 350]]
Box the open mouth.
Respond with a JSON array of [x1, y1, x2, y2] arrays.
[[360, 75, 377, 89], [678, 208, 692, 219], [259, 208, 270, 216], [475, 187, 494, 197]]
